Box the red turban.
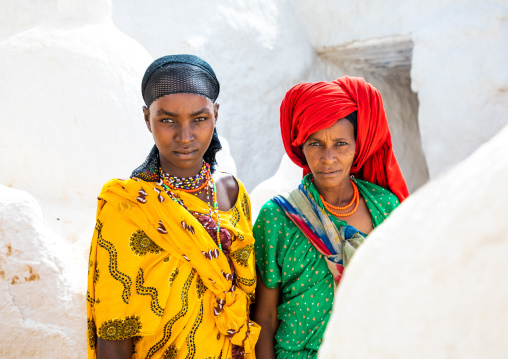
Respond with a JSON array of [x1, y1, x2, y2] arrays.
[[280, 76, 409, 202]]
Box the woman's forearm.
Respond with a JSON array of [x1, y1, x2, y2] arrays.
[[255, 317, 279, 359], [97, 337, 133, 359], [252, 269, 280, 359]]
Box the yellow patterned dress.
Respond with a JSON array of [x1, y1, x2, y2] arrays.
[[86, 175, 259, 359]]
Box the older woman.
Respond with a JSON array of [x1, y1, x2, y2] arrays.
[[86, 55, 259, 359], [253, 76, 409, 359]]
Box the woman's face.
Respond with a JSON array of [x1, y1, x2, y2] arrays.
[[301, 118, 356, 189], [144, 93, 217, 178]]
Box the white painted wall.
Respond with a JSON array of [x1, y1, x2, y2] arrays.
[[296, 0, 508, 179], [0, 0, 154, 246], [0, 185, 85, 358], [250, 154, 302, 218], [319, 124, 508, 359], [0, 0, 111, 41]]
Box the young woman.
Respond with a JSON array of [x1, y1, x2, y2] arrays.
[[87, 55, 259, 359], [253, 76, 409, 358]]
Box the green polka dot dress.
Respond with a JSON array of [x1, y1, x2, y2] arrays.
[[253, 177, 400, 358]]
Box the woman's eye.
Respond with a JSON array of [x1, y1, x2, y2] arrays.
[[195, 117, 207, 122], [309, 142, 320, 146], [161, 118, 174, 123], [336, 141, 347, 146]]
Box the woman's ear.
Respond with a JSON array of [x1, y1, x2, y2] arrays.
[[214, 103, 220, 124], [143, 106, 152, 132]]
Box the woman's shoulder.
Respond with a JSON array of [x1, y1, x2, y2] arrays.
[[214, 171, 242, 194], [97, 177, 157, 209], [214, 171, 244, 211], [259, 197, 280, 212], [258, 182, 304, 214], [254, 196, 292, 227]]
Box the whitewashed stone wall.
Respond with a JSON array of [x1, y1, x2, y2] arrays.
[[250, 154, 302, 218], [0, 0, 153, 245], [0, 0, 111, 41], [297, 0, 508, 180], [0, 185, 85, 358], [319, 124, 508, 359]]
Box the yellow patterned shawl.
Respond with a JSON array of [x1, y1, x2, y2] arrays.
[[87, 177, 260, 359]]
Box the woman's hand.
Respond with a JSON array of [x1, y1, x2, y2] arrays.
[[252, 269, 280, 359], [97, 337, 133, 359]]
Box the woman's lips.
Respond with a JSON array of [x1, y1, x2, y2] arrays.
[[318, 170, 340, 177], [173, 149, 198, 158]]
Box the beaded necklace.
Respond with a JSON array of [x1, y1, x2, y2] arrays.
[[160, 161, 209, 193], [159, 164, 222, 250], [314, 177, 360, 217]]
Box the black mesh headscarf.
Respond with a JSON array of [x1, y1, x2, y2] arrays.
[[133, 55, 222, 180], [141, 54, 220, 106]]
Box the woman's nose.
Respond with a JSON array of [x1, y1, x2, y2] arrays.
[[321, 147, 336, 164], [176, 124, 194, 143]]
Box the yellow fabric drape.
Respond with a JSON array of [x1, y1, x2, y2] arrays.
[[87, 177, 260, 358]]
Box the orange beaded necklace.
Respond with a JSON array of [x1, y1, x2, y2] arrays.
[[318, 178, 360, 217]]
